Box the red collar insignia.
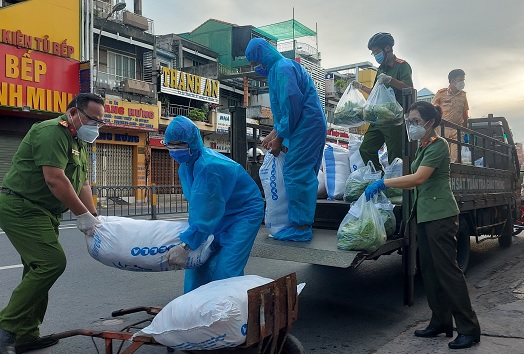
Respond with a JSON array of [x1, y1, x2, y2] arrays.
[[421, 136, 438, 147]]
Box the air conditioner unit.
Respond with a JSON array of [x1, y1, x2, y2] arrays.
[[122, 79, 154, 97], [122, 11, 149, 31]]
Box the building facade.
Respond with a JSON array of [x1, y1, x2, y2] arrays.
[[0, 0, 81, 184]]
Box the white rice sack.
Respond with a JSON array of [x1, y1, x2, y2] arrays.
[[348, 135, 364, 172], [322, 143, 351, 200], [87, 216, 214, 272], [259, 152, 291, 235], [317, 169, 327, 199], [134, 275, 273, 350]]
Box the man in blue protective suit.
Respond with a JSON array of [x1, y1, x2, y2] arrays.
[[245, 37, 327, 242], [164, 116, 264, 293]]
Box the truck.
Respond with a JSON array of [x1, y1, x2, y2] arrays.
[[235, 88, 521, 306]]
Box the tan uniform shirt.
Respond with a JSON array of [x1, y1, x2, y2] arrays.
[[432, 88, 469, 126], [432, 88, 469, 162]]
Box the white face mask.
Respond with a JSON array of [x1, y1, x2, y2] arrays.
[[455, 80, 465, 90], [76, 119, 99, 143], [408, 124, 427, 141]]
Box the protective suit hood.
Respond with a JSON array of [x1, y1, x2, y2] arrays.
[[164, 116, 204, 164], [245, 38, 283, 77]]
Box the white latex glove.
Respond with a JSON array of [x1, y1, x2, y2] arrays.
[[351, 80, 362, 89], [166, 243, 190, 269], [376, 73, 392, 84], [76, 212, 101, 237]]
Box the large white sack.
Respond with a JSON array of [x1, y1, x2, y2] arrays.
[[135, 275, 274, 350], [317, 169, 327, 199], [86, 216, 214, 272], [348, 135, 365, 172], [259, 152, 291, 235], [322, 143, 351, 200]]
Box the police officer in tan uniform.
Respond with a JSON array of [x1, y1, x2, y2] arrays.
[[432, 69, 469, 162], [0, 93, 104, 354]]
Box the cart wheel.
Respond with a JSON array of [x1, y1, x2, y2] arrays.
[[281, 334, 305, 354]]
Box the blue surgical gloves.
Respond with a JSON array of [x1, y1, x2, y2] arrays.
[[365, 179, 387, 201]]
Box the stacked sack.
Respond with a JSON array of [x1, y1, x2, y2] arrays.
[[322, 143, 351, 200]]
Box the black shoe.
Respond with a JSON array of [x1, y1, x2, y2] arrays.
[[414, 325, 453, 338], [0, 328, 15, 354], [15, 336, 59, 354], [448, 333, 480, 349]]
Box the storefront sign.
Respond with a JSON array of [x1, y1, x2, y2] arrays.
[[204, 134, 230, 153], [0, 44, 79, 112], [149, 132, 166, 147], [98, 132, 140, 143], [79, 61, 91, 93], [103, 99, 160, 132], [216, 113, 230, 134], [160, 68, 219, 104], [0, 29, 75, 58]]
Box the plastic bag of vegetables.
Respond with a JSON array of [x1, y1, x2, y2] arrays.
[[374, 192, 397, 238], [343, 161, 381, 203], [337, 193, 386, 252], [333, 83, 366, 127], [383, 157, 403, 200], [363, 83, 404, 126]]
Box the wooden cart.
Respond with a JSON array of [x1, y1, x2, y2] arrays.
[[44, 273, 305, 354]]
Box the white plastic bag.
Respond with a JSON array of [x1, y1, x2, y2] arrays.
[[378, 143, 389, 170], [461, 146, 472, 164], [374, 192, 396, 238], [87, 216, 214, 272], [135, 275, 274, 350], [322, 143, 351, 200], [363, 83, 404, 126], [383, 157, 403, 199], [337, 193, 387, 252], [259, 152, 290, 235], [343, 161, 381, 203], [333, 84, 366, 127]]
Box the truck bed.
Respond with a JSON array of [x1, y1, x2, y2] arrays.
[[250, 225, 404, 268]]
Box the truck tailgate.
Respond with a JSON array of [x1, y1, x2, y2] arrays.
[[250, 227, 363, 268]]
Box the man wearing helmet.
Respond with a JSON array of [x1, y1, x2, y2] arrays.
[[352, 32, 413, 171]]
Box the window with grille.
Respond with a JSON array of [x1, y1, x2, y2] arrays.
[[107, 51, 136, 85]]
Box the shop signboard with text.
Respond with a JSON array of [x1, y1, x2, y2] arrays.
[[103, 99, 160, 132], [0, 43, 79, 113], [160, 67, 219, 104], [216, 113, 231, 134]]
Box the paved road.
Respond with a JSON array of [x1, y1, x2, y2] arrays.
[[1, 216, 523, 353]]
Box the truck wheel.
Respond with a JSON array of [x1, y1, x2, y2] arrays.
[[499, 207, 513, 248], [456, 221, 470, 273], [281, 334, 306, 354]]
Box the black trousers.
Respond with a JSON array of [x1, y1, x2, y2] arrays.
[[417, 215, 480, 336]]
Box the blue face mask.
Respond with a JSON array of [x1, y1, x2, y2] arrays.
[[254, 64, 269, 77], [169, 148, 192, 163], [374, 51, 385, 65]]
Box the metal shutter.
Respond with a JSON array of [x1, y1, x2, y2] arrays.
[[0, 133, 24, 186], [87, 143, 133, 189]]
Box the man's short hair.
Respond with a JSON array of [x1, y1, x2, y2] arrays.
[[67, 93, 105, 111], [448, 69, 466, 83]]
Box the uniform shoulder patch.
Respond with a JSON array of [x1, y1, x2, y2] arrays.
[[58, 120, 69, 128], [395, 58, 405, 63]]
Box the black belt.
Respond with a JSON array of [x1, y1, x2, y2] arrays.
[[1, 188, 22, 197]]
